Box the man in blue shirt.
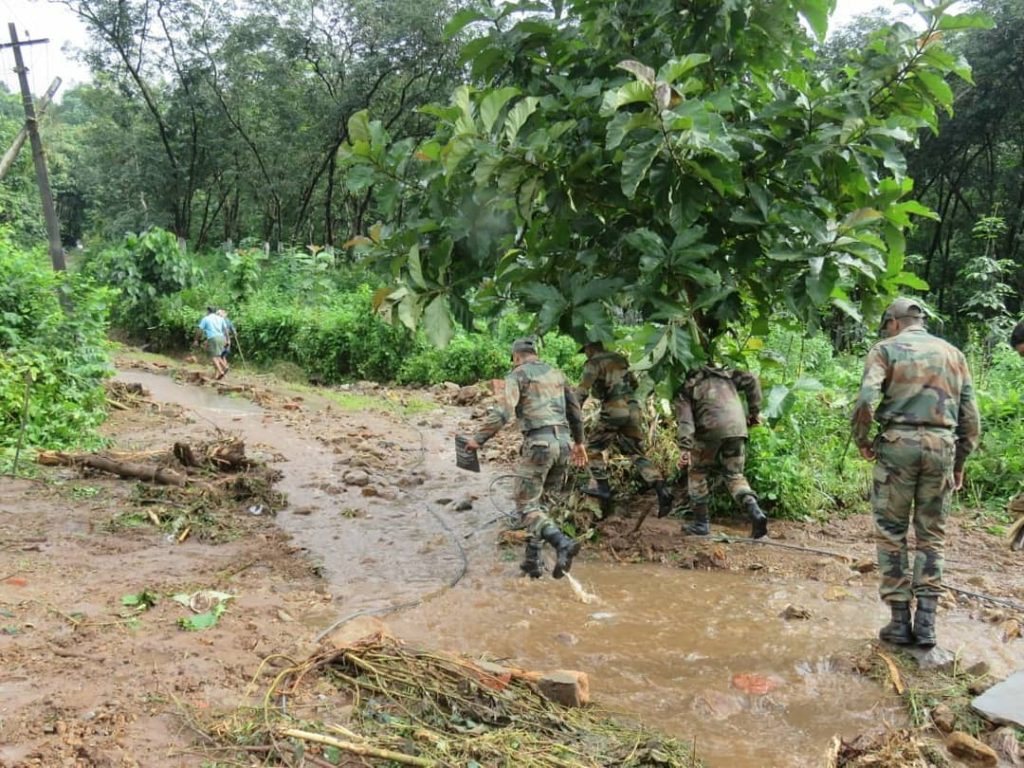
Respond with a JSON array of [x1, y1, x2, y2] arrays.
[[195, 306, 228, 379]]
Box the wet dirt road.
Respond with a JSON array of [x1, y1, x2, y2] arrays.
[[116, 370, 1024, 768]]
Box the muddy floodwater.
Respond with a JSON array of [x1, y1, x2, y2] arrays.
[[116, 371, 1024, 767]]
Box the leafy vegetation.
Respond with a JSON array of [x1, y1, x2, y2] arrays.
[[0, 233, 113, 459]]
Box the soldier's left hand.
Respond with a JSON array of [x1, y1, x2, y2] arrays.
[[859, 445, 876, 461], [747, 413, 763, 427], [953, 469, 964, 491], [570, 443, 588, 468], [464, 437, 481, 451]]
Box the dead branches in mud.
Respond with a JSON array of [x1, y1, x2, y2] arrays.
[[39, 437, 286, 542], [201, 633, 702, 767]]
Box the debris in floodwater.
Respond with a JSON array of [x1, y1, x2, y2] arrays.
[[566, 573, 599, 604], [588, 611, 615, 621], [731, 673, 781, 696]]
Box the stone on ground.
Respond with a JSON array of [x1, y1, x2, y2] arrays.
[[538, 670, 590, 707], [945, 731, 998, 766], [971, 669, 1024, 729], [904, 644, 955, 672]]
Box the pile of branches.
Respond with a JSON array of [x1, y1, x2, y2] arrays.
[[202, 634, 701, 767], [39, 436, 286, 541]]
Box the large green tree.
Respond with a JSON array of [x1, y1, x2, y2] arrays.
[[343, 0, 987, 380]]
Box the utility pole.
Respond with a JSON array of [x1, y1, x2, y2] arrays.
[[0, 76, 61, 181], [1, 24, 65, 272]]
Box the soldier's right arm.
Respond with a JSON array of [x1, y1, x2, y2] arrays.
[[954, 357, 981, 471], [851, 345, 887, 450], [732, 369, 762, 417], [675, 388, 696, 450], [474, 373, 519, 445], [575, 359, 597, 407]]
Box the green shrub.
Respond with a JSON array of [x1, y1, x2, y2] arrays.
[[0, 234, 113, 454]]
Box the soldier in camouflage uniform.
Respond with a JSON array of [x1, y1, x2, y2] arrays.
[[576, 341, 673, 517], [463, 338, 588, 579], [674, 365, 767, 539], [852, 298, 980, 648]]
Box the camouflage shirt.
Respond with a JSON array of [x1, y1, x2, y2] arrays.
[[675, 366, 761, 449], [474, 359, 584, 445], [576, 351, 638, 406], [852, 327, 980, 470]]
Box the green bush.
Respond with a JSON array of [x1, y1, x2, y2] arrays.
[[0, 234, 113, 454]]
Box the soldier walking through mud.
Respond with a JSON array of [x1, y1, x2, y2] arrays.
[[674, 364, 768, 538], [576, 341, 673, 518], [461, 338, 589, 579], [852, 298, 980, 648]]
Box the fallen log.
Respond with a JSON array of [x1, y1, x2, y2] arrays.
[[37, 451, 187, 486]]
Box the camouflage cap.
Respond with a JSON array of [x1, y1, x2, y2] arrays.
[[510, 337, 537, 358], [879, 297, 925, 333], [578, 340, 604, 354]]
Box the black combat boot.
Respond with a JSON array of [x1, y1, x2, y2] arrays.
[[541, 525, 581, 579], [743, 495, 768, 539], [683, 505, 710, 536], [654, 481, 674, 518], [583, 478, 612, 500], [520, 537, 543, 579], [913, 596, 938, 648], [879, 602, 914, 645]]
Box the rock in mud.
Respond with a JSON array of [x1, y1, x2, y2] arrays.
[[538, 670, 590, 707], [454, 385, 481, 405], [904, 645, 955, 672], [946, 731, 998, 766], [984, 726, 1024, 766], [971, 670, 1024, 728], [342, 469, 370, 487], [780, 604, 811, 620], [692, 690, 745, 720], [554, 632, 579, 646], [453, 497, 473, 511], [931, 703, 956, 733]]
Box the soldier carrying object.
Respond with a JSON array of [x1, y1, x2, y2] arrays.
[[461, 338, 589, 579], [852, 298, 980, 648], [576, 340, 673, 518], [674, 364, 768, 539]]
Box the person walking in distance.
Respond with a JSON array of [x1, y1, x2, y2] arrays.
[[194, 306, 228, 380], [461, 338, 588, 579], [852, 298, 980, 648], [674, 364, 767, 538], [576, 340, 673, 517]]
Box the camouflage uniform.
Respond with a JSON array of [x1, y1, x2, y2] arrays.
[[675, 366, 762, 508], [576, 351, 662, 487], [852, 327, 980, 604], [474, 359, 584, 537]]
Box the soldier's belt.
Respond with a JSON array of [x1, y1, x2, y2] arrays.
[[523, 425, 567, 438], [884, 423, 952, 432]]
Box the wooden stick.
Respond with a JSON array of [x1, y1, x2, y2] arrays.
[[279, 728, 434, 766]]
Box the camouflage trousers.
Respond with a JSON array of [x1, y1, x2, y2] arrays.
[[688, 436, 755, 508], [514, 429, 570, 537], [587, 400, 662, 486], [872, 427, 954, 603]]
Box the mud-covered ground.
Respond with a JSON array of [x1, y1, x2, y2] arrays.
[[1, 352, 1022, 767]]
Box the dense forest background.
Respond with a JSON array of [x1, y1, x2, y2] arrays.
[[2, 0, 1024, 523]]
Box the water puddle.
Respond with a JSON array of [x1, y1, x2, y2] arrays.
[[115, 371, 1024, 767]]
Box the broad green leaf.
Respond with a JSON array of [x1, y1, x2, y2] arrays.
[[914, 71, 953, 107], [605, 112, 656, 150], [408, 245, 426, 289], [892, 271, 929, 290], [936, 11, 993, 31], [656, 54, 711, 85], [347, 110, 371, 144], [620, 139, 661, 199], [423, 294, 454, 347], [444, 7, 489, 38], [504, 97, 540, 144], [841, 208, 882, 230], [797, 0, 831, 41], [599, 81, 653, 116], [480, 87, 520, 133]]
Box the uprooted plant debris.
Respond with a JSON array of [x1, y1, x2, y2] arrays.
[[38, 436, 286, 542], [837, 643, 1024, 767], [198, 633, 702, 767]]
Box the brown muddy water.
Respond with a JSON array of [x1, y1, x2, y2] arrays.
[[116, 372, 1024, 768]]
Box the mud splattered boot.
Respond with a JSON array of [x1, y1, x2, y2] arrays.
[[743, 496, 768, 539], [654, 481, 674, 518], [913, 596, 938, 648], [879, 602, 914, 645], [583, 478, 612, 501], [683, 505, 710, 536], [541, 525, 581, 579], [520, 537, 543, 579]]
